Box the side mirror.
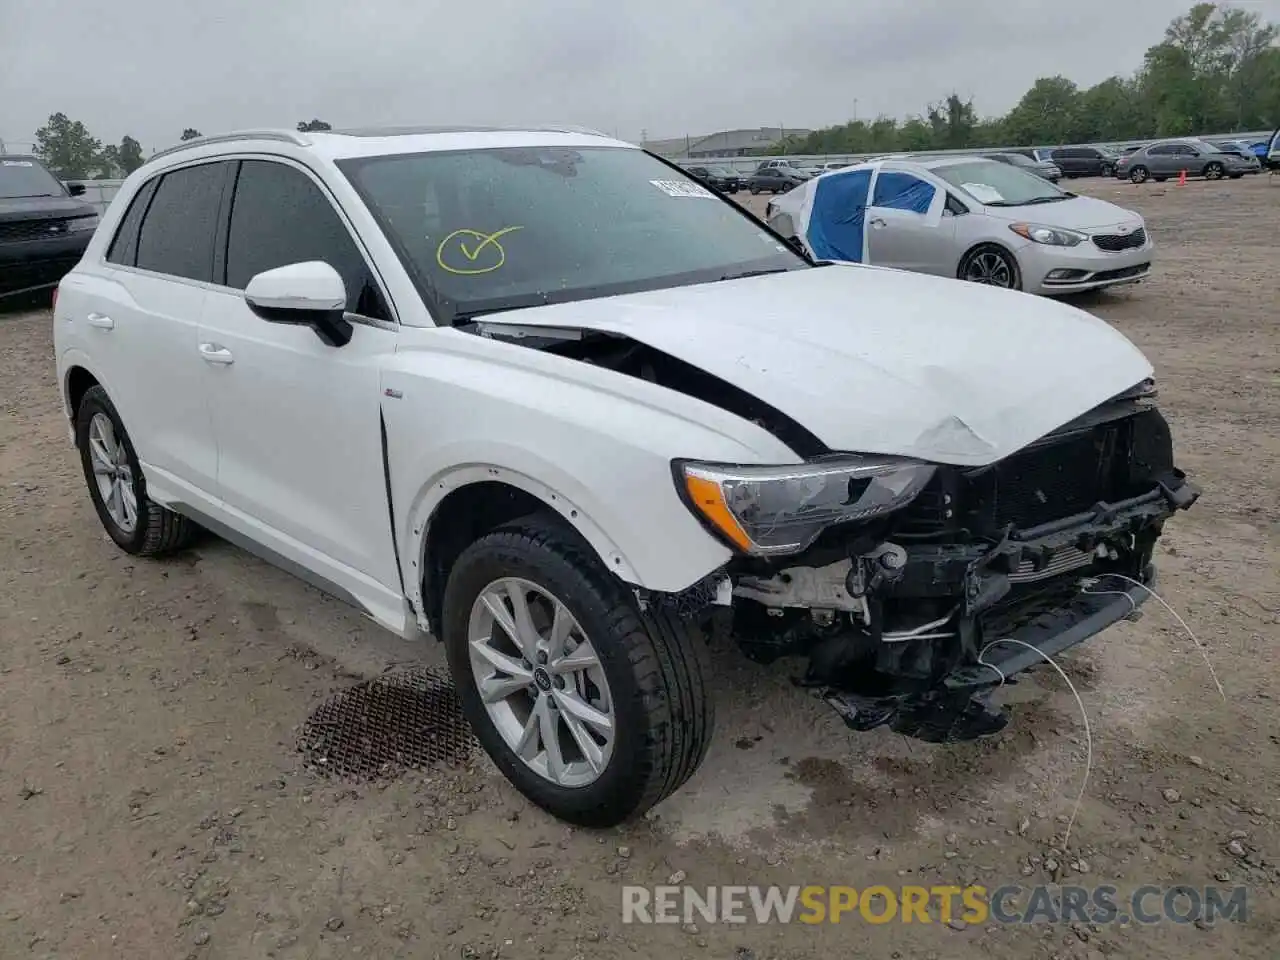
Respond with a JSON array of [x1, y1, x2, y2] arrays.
[[67, 183, 86, 197], [243, 261, 352, 347]]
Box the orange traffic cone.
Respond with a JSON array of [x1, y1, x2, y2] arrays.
[[1178, 169, 1187, 186]]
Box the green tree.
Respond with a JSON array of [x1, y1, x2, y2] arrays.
[[297, 119, 332, 132], [33, 112, 102, 180], [180, 128, 202, 141], [118, 136, 145, 174]]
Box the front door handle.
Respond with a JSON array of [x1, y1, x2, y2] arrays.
[[199, 343, 235, 365], [86, 312, 114, 329], [869, 217, 887, 228]]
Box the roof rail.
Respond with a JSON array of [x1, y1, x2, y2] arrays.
[[147, 129, 311, 165], [532, 124, 611, 138]]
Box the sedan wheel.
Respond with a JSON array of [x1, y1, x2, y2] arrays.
[[1129, 166, 1149, 183], [960, 246, 1020, 290], [1204, 162, 1224, 180], [468, 577, 615, 788]]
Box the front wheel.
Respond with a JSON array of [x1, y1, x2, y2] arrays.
[[441, 516, 714, 827], [1204, 162, 1224, 180], [1129, 166, 1149, 183], [958, 244, 1021, 290], [75, 385, 196, 555], [749, 185, 760, 195]]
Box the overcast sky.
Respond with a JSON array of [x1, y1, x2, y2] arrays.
[[3, 0, 1278, 153]]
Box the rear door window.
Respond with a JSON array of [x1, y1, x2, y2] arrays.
[[224, 159, 389, 320], [135, 162, 229, 282]]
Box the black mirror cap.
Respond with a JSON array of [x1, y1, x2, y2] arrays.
[[66, 183, 87, 197], [246, 301, 353, 347]]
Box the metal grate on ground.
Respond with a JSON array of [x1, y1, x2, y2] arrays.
[[297, 666, 476, 780]]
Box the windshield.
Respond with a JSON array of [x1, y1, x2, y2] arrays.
[[339, 146, 805, 323], [931, 159, 1068, 206], [994, 153, 1034, 166], [0, 158, 67, 199], [707, 166, 735, 176], [1190, 140, 1223, 153]]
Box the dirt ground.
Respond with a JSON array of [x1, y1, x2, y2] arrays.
[[1, 174, 1278, 960]]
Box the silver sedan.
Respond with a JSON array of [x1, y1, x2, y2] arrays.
[[766, 156, 1153, 296]]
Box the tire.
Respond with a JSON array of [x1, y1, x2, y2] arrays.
[[749, 185, 760, 195], [1100, 163, 1114, 178], [1129, 166, 1149, 184], [1204, 162, 1224, 180], [441, 515, 714, 827], [75, 385, 196, 556], [958, 244, 1021, 290]]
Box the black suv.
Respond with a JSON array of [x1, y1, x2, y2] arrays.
[[686, 165, 741, 193], [1047, 146, 1118, 179], [0, 156, 99, 299]]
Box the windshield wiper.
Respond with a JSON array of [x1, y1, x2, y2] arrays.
[[718, 267, 793, 281], [1018, 195, 1072, 205], [4, 193, 60, 199]]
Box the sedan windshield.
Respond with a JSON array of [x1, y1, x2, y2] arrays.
[[0, 158, 67, 199], [338, 146, 805, 323], [931, 159, 1068, 206]]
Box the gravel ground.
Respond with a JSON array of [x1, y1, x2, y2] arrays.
[[1, 174, 1278, 959]]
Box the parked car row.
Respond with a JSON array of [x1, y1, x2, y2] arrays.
[[1115, 138, 1261, 183]]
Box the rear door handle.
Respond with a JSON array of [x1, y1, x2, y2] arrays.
[[199, 343, 234, 365], [86, 313, 114, 329]]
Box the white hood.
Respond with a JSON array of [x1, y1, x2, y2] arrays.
[[980, 194, 1142, 231], [479, 265, 1153, 466]]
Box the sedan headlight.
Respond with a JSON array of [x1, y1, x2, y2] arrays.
[[675, 456, 936, 556], [68, 215, 100, 233], [1009, 222, 1088, 247]]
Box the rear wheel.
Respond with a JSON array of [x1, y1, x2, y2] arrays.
[[749, 184, 760, 195], [958, 244, 1021, 290], [1129, 166, 1149, 183], [1100, 163, 1115, 178], [441, 515, 714, 826], [1204, 162, 1224, 180], [75, 385, 195, 555]]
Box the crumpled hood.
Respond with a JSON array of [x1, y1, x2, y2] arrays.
[[479, 265, 1154, 466], [983, 194, 1142, 231]]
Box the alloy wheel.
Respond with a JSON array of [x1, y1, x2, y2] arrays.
[[964, 250, 1015, 288], [467, 577, 615, 788], [87, 412, 137, 534]]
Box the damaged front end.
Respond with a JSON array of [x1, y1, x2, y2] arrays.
[[682, 388, 1199, 743]]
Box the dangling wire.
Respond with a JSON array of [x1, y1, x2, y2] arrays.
[[1083, 574, 1225, 702], [978, 638, 1092, 851]]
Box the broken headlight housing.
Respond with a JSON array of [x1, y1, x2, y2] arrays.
[[675, 456, 936, 556]]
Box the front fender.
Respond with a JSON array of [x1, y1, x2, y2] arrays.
[[382, 329, 799, 603]]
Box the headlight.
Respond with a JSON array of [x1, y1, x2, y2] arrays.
[[1009, 222, 1088, 247], [674, 456, 936, 556], [68, 215, 100, 233]]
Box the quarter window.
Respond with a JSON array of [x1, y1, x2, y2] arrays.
[[224, 160, 388, 320], [135, 162, 228, 282], [105, 177, 159, 267]]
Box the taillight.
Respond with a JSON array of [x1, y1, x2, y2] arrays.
[[52, 285, 59, 313]]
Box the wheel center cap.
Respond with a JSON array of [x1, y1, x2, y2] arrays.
[[533, 668, 553, 692]]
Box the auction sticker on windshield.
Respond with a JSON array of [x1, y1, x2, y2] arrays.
[[650, 179, 717, 199]]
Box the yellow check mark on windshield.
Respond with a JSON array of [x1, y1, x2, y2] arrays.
[[458, 226, 523, 261]]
